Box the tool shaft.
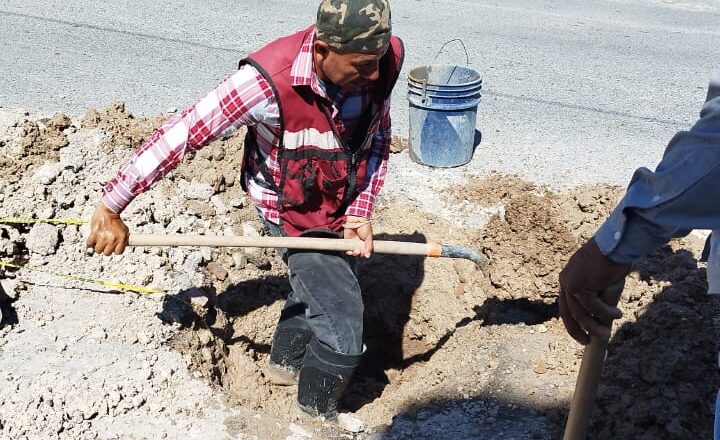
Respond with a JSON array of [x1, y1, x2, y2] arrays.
[[563, 281, 625, 440], [130, 233, 437, 256]]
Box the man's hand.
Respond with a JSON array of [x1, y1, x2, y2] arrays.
[[86, 202, 129, 256], [559, 238, 631, 345], [343, 215, 373, 258]]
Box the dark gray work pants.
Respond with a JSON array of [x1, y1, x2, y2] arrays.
[[264, 220, 364, 356]]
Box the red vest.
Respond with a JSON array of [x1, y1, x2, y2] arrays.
[[240, 26, 404, 237]]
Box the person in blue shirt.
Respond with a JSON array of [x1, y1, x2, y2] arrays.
[[560, 70, 720, 438], [559, 70, 720, 346]]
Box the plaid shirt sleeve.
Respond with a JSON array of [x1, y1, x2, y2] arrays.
[[101, 65, 275, 213], [345, 96, 392, 220]]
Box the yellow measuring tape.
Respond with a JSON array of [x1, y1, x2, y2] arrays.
[[0, 217, 162, 294], [0, 261, 162, 294], [0, 217, 87, 226]]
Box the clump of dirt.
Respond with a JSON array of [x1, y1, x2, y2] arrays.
[[17, 113, 72, 155], [81, 100, 165, 152], [559, 183, 625, 241], [454, 175, 619, 304], [390, 135, 410, 153], [0, 113, 73, 184], [173, 126, 248, 196]]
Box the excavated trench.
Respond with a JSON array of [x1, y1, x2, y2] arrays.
[[164, 175, 720, 438], [160, 177, 605, 430]]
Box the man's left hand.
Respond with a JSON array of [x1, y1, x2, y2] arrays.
[[559, 238, 631, 345], [343, 215, 373, 258]]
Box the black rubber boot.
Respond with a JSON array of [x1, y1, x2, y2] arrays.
[[267, 297, 313, 385], [297, 337, 363, 420], [0, 280, 8, 327]]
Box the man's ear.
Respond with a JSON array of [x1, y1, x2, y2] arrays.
[[313, 40, 331, 59]]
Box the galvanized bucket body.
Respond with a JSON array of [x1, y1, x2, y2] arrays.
[[407, 65, 482, 167]]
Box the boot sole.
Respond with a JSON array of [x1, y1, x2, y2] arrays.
[[266, 363, 298, 386]]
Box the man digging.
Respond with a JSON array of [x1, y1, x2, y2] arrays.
[[86, 0, 403, 424]]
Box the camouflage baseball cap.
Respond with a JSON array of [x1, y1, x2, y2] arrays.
[[316, 0, 392, 53]]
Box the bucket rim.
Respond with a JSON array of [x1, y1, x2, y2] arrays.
[[408, 80, 483, 92], [407, 64, 482, 86], [407, 88, 482, 100]]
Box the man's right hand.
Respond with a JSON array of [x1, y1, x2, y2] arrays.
[[86, 202, 129, 256]]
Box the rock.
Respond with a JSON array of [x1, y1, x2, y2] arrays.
[[90, 328, 107, 341], [182, 252, 204, 273], [32, 162, 64, 185], [166, 216, 193, 234], [36, 203, 55, 219], [206, 262, 228, 281], [390, 136, 409, 153], [288, 423, 313, 438], [0, 236, 17, 257], [190, 295, 210, 310], [138, 332, 152, 345], [453, 259, 476, 284], [1, 278, 21, 300], [54, 187, 75, 208], [172, 274, 193, 290], [185, 181, 215, 200], [26, 223, 60, 255], [337, 413, 366, 433], [231, 252, 248, 269], [147, 255, 165, 269], [198, 330, 213, 346], [59, 147, 86, 173], [210, 195, 229, 215], [131, 395, 146, 409], [229, 196, 247, 208], [199, 247, 212, 262], [241, 222, 260, 238]]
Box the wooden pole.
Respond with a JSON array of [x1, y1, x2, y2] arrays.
[[130, 233, 437, 255], [563, 281, 625, 440], [128, 233, 486, 264]]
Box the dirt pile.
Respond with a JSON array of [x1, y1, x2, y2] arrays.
[[453, 176, 623, 304], [0, 106, 717, 439], [0, 112, 72, 184], [80, 101, 164, 153]]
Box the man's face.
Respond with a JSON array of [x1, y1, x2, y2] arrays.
[[314, 41, 387, 90]]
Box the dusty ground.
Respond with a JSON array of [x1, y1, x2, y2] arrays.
[[0, 106, 717, 439]]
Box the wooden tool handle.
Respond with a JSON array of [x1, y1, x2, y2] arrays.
[[128, 233, 440, 257], [563, 281, 625, 440]]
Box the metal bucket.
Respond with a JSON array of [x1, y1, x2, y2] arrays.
[[407, 64, 482, 167]]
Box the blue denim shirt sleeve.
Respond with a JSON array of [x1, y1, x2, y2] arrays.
[[595, 71, 720, 264]]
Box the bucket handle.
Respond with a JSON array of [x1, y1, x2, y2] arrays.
[[433, 38, 470, 66], [421, 39, 471, 104]]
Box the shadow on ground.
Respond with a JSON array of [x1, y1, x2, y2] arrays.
[[370, 245, 717, 439], [589, 245, 718, 439]]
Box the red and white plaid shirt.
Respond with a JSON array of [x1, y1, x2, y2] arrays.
[[102, 30, 392, 224]]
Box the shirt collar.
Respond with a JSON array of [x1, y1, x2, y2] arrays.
[[290, 27, 328, 99]]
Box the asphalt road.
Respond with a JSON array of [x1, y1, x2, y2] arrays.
[[2, 0, 719, 187]]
